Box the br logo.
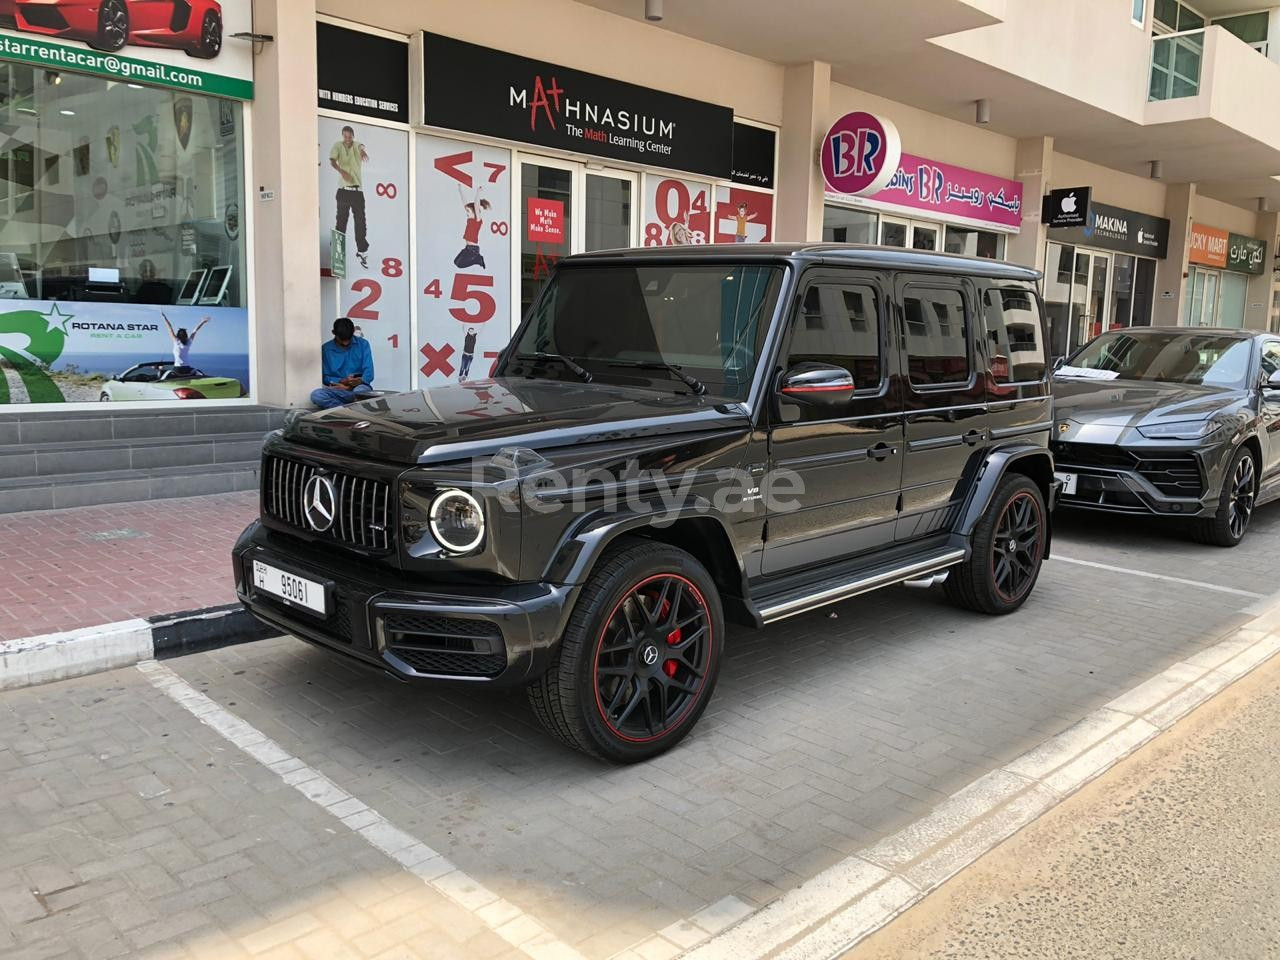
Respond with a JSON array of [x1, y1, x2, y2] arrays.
[[820, 111, 902, 198]]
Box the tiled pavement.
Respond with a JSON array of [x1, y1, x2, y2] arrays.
[[0, 492, 255, 641], [1, 507, 1278, 959]]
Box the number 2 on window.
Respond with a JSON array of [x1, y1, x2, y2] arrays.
[[349, 279, 381, 320]]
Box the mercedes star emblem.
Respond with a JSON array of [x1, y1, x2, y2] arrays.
[[641, 645, 659, 666], [303, 474, 337, 532]]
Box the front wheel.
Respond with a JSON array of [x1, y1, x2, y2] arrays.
[[527, 538, 723, 762], [1192, 447, 1256, 547], [945, 474, 1047, 615], [91, 0, 129, 52], [187, 10, 222, 59]]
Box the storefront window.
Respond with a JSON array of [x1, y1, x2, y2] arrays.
[[944, 226, 1006, 260], [0, 64, 247, 405], [822, 206, 877, 244], [1109, 254, 1136, 328]]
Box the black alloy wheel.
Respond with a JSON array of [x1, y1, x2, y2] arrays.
[[945, 473, 1047, 615], [1193, 446, 1257, 547], [527, 538, 724, 762], [593, 573, 712, 743], [94, 0, 129, 52], [189, 10, 222, 58]]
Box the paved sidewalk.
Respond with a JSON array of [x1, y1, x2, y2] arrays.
[[0, 492, 256, 642]]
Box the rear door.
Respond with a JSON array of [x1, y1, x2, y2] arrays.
[[762, 269, 903, 574], [1258, 339, 1280, 483], [894, 275, 987, 542], [979, 280, 1052, 450]]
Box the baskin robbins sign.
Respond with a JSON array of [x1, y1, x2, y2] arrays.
[[822, 111, 1023, 232]]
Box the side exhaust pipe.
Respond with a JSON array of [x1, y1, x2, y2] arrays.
[[902, 571, 950, 589]]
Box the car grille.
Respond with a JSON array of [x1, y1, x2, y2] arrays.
[[1055, 443, 1204, 498], [263, 455, 392, 550], [381, 612, 506, 678]]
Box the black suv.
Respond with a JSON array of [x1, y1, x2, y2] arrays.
[[235, 244, 1056, 761]]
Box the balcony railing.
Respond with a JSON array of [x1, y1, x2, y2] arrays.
[[1149, 29, 1205, 101]]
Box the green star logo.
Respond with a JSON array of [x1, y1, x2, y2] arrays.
[[0, 305, 72, 403]]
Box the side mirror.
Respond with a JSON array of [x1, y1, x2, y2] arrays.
[[1265, 369, 1280, 390], [1052, 356, 1066, 372], [778, 362, 855, 407]]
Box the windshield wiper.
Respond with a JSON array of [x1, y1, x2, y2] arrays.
[[512, 352, 592, 383], [604, 359, 707, 396]]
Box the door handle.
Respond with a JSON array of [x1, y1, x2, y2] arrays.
[[962, 429, 984, 446], [869, 442, 896, 461]]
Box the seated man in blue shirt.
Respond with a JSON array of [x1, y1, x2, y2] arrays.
[[310, 317, 375, 409]]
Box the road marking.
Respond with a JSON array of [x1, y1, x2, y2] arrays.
[[624, 609, 1280, 960], [1052, 555, 1265, 599], [136, 659, 587, 960]]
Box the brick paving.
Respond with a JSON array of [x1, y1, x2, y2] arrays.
[[0, 492, 256, 642], [0, 507, 1277, 958]]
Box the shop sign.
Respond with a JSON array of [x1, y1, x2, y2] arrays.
[[820, 112, 902, 197], [1042, 186, 1090, 229], [731, 122, 776, 189], [0, 1, 254, 99], [317, 22, 409, 123], [1228, 233, 1267, 274], [527, 198, 565, 244], [1189, 222, 1229, 268], [421, 33, 733, 179], [1048, 201, 1169, 258]]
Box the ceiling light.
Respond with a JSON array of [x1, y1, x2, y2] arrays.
[[45, 70, 62, 85], [645, 0, 663, 21]]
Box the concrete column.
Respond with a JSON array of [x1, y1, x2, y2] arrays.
[[1154, 182, 1195, 326], [250, 0, 321, 407], [1243, 210, 1278, 330], [775, 61, 830, 243], [1006, 136, 1053, 271]]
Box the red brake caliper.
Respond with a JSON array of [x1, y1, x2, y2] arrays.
[[658, 595, 680, 677]]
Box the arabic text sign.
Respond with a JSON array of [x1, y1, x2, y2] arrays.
[[871, 153, 1023, 230]]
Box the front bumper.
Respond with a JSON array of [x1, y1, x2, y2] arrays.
[[233, 522, 577, 688], [1052, 442, 1216, 518]]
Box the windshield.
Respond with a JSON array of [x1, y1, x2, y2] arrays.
[[506, 263, 785, 400], [1059, 331, 1252, 388]]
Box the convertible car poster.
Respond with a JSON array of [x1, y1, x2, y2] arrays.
[[0, 300, 249, 403], [0, 0, 255, 99]]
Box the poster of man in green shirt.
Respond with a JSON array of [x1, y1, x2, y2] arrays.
[[330, 125, 370, 269]]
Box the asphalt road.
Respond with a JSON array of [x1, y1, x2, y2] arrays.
[[847, 644, 1280, 960]]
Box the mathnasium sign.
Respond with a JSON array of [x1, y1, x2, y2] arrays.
[[0, 3, 253, 100]]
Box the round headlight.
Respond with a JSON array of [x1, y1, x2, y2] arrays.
[[429, 489, 485, 553]]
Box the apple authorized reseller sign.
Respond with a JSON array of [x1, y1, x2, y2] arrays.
[[1042, 186, 1090, 229]]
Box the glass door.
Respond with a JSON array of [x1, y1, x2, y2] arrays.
[[519, 157, 575, 320], [1068, 250, 1111, 351], [1218, 273, 1247, 328], [1186, 267, 1221, 327], [584, 169, 637, 252]]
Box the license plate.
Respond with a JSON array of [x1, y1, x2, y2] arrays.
[[252, 560, 327, 615], [1054, 471, 1078, 496]]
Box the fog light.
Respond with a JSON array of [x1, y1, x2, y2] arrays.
[[429, 489, 485, 553]]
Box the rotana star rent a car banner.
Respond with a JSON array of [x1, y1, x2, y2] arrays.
[[0, 0, 254, 99]]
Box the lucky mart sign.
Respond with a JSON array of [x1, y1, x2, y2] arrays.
[[0, 1, 254, 99], [1189, 222, 1268, 274]]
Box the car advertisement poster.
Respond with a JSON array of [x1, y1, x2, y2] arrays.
[[643, 176, 711, 246], [713, 185, 773, 243], [414, 134, 513, 388], [0, 301, 248, 404], [317, 117, 413, 392], [0, 0, 255, 99]]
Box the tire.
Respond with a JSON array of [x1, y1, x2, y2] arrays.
[[945, 473, 1047, 615], [1191, 446, 1256, 548], [90, 0, 129, 52], [527, 537, 724, 762], [187, 10, 222, 59], [99, 391, 111, 402]]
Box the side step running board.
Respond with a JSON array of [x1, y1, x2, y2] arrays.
[[756, 548, 966, 624]]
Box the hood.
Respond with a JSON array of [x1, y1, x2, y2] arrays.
[[1052, 377, 1246, 443], [283, 377, 751, 465]]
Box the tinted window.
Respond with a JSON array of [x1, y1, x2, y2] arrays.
[[1260, 341, 1280, 379], [786, 283, 882, 393], [983, 286, 1046, 383], [1060, 331, 1252, 387], [902, 288, 970, 386]]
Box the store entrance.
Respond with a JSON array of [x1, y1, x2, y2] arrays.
[[518, 155, 638, 319], [1072, 249, 1110, 350], [879, 215, 941, 251]]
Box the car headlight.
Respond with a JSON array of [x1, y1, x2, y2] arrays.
[[429, 489, 485, 553], [1135, 419, 1223, 440]]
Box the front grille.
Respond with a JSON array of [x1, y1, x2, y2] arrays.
[[264, 455, 392, 550], [382, 612, 506, 677], [1055, 443, 1203, 498]]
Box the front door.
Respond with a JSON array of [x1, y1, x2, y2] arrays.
[[895, 275, 988, 542], [763, 271, 903, 574], [1067, 250, 1110, 351]]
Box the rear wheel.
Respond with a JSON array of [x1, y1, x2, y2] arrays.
[[1192, 446, 1256, 547], [527, 539, 723, 762], [187, 10, 222, 58], [91, 0, 129, 52], [945, 473, 1046, 615]]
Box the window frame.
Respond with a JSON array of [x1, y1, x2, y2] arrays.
[[898, 279, 977, 392], [1132, 0, 1147, 28], [981, 281, 1050, 386]]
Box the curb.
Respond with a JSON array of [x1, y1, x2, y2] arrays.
[[0, 604, 279, 691]]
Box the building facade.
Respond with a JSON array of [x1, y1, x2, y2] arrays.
[[2, 0, 1280, 414]]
